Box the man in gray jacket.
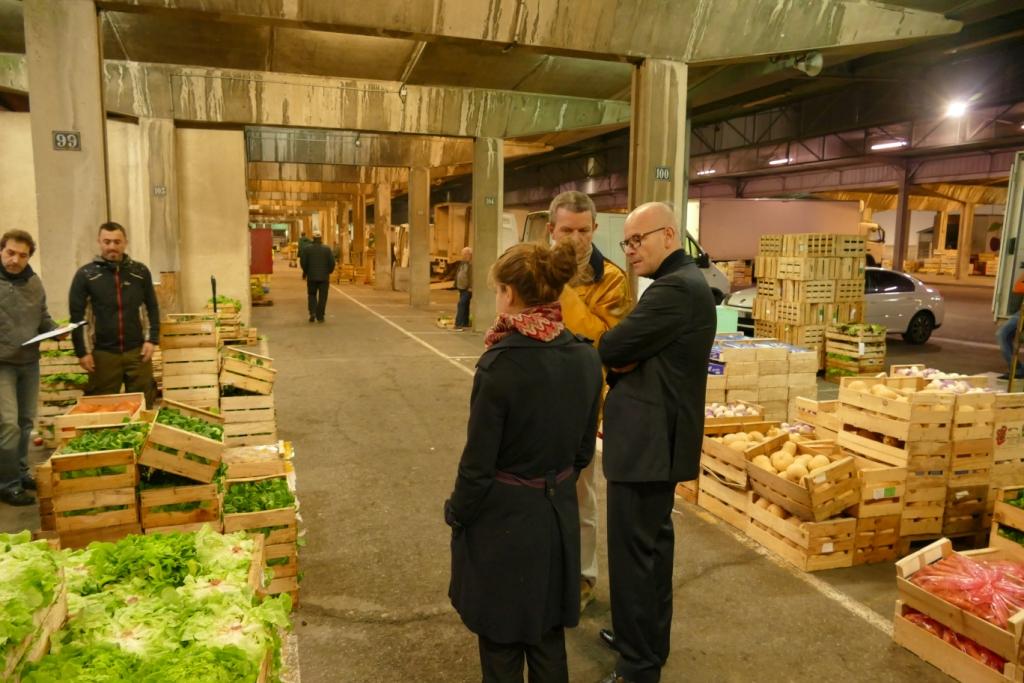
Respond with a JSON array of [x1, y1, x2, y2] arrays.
[[0, 230, 58, 506]]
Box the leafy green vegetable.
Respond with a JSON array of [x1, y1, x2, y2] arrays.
[[41, 348, 77, 358], [208, 295, 241, 311], [998, 526, 1024, 546], [61, 505, 129, 517], [62, 423, 150, 456], [1008, 489, 1024, 510], [833, 323, 887, 337], [76, 532, 200, 595], [41, 372, 89, 386], [135, 645, 259, 682], [0, 532, 61, 661], [21, 644, 140, 682], [223, 478, 295, 515], [156, 409, 223, 441]]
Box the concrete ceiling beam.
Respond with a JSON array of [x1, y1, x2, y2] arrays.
[[247, 162, 407, 184], [95, 0, 960, 63], [248, 180, 373, 195]]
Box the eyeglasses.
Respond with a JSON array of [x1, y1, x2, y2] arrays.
[[619, 226, 669, 252]]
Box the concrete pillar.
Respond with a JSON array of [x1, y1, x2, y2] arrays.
[[471, 137, 504, 331], [628, 59, 688, 228], [339, 201, 351, 264], [957, 204, 975, 280], [140, 118, 180, 275], [24, 0, 109, 317], [374, 183, 393, 290], [936, 212, 949, 258], [354, 194, 367, 267], [409, 167, 431, 307], [892, 169, 911, 272]]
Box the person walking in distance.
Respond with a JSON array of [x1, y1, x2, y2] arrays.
[[545, 191, 630, 612], [454, 247, 473, 329], [0, 230, 59, 506], [596, 202, 717, 683], [301, 232, 336, 323], [69, 222, 160, 407]]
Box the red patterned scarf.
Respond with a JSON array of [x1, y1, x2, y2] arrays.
[[484, 303, 565, 348]]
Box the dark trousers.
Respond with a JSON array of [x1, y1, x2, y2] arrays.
[[456, 288, 472, 328], [478, 628, 568, 683], [88, 348, 156, 408], [307, 279, 329, 320], [607, 481, 677, 683]]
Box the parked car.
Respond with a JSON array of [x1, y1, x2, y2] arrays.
[[722, 267, 945, 344]]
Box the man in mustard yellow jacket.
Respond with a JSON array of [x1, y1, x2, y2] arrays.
[[547, 191, 631, 612]]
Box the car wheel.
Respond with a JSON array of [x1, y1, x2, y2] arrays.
[[711, 288, 725, 305], [902, 311, 935, 345]]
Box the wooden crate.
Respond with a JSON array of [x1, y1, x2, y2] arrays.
[[53, 393, 145, 442], [2, 582, 68, 681], [826, 328, 886, 357], [139, 483, 221, 531], [53, 486, 138, 534], [139, 400, 225, 483], [775, 301, 829, 325], [50, 446, 137, 497], [747, 496, 856, 571], [759, 234, 784, 254], [261, 541, 299, 602], [224, 422, 278, 447], [755, 255, 778, 279], [39, 354, 84, 373], [161, 372, 220, 411], [701, 424, 785, 487], [223, 505, 298, 546], [833, 235, 867, 257], [776, 257, 838, 281], [844, 454, 906, 518], [953, 391, 996, 441], [220, 348, 277, 396], [834, 279, 864, 303], [788, 348, 820, 373], [675, 480, 698, 505], [221, 394, 275, 423], [896, 540, 1024, 673], [159, 319, 218, 349], [697, 470, 748, 531], [781, 279, 835, 303], [989, 487, 1024, 560], [794, 398, 841, 435], [783, 233, 835, 258], [853, 515, 901, 565], [756, 278, 781, 299], [901, 478, 947, 536], [944, 484, 990, 535], [948, 438, 994, 487], [746, 448, 859, 522], [837, 257, 866, 280], [703, 401, 764, 430], [828, 301, 866, 325], [162, 347, 220, 376]]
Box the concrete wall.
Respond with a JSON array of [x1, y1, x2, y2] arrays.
[[0, 113, 41, 272], [873, 210, 937, 261], [106, 120, 150, 266], [176, 129, 251, 322]]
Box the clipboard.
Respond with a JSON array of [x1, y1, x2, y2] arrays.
[[21, 321, 88, 346]]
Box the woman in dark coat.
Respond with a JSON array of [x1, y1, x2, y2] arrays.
[[445, 240, 603, 683]]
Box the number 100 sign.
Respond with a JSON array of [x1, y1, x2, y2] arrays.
[[52, 131, 81, 151]]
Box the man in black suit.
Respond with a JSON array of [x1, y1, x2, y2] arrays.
[[597, 202, 717, 683]]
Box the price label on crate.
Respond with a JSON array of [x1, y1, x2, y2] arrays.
[[821, 542, 834, 554], [872, 486, 897, 500]]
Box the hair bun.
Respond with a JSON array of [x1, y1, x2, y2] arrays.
[[545, 240, 578, 289]]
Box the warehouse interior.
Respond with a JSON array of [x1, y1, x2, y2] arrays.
[[2, 1, 1024, 681]]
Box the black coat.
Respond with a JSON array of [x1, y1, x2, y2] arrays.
[[599, 250, 717, 483], [69, 256, 160, 356], [300, 242, 336, 281], [446, 330, 602, 644]]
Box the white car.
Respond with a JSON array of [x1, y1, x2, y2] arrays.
[[723, 267, 945, 344]]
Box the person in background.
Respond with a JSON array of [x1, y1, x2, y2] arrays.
[[298, 232, 312, 261], [445, 241, 602, 683], [0, 230, 57, 506], [69, 222, 160, 407], [454, 247, 473, 330], [996, 273, 1024, 380], [545, 190, 631, 612], [596, 202, 717, 683], [301, 232, 336, 323]]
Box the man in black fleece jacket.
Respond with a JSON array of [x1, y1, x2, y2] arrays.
[[69, 222, 160, 407]]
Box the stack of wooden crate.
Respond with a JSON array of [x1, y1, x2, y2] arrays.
[[717, 260, 752, 289], [159, 315, 220, 410], [753, 233, 867, 368], [220, 347, 278, 447], [824, 324, 887, 382], [36, 340, 86, 448], [709, 337, 818, 422]]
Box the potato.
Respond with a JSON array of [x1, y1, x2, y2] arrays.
[[728, 440, 749, 452], [754, 496, 771, 509], [870, 384, 900, 399], [722, 433, 744, 444], [747, 430, 765, 442], [770, 451, 795, 472], [785, 463, 809, 482], [808, 455, 832, 472], [752, 455, 774, 472], [782, 442, 798, 456], [847, 380, 868, 392], [789, 433, 803, 443], [793, 454, 814, 468], [766, 503, 787, 518], [766, 427, 781, 438]]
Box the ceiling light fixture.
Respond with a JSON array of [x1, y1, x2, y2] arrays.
[[696, 169, 717, 176], [946, 100, 969, 118], [768, 158, 791, 166], [871, 140, 908, 151]]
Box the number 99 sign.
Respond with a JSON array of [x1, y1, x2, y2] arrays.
[[52, 131, 82, 151]]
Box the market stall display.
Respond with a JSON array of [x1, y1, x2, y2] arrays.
[[709, 335, 818, 421], [35, 340, 86, 448]]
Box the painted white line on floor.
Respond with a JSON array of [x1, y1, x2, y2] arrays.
[[332, 286, 475, 377], [930, 337, 1000, 350], [688, 506, 894, 637]]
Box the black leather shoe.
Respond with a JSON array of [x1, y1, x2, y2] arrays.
[[20, 475, 36, 491], [1, 488, 35, 507], [599, 628, 618, 652], [308, 316, 315, 323]]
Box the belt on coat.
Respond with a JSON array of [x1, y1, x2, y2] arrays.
[[495, 466, 575, 499]]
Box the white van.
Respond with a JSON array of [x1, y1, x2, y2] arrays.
[[519, 211, 732, 303]]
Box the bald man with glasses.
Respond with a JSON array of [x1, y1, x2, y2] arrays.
[[596, 202, 717, 683]]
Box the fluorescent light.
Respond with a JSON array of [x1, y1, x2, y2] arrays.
[[946, 100, 968, 118], [696, 169, 717, 176], [871, 140, 908, 150], [768, 158, 791, 166]]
